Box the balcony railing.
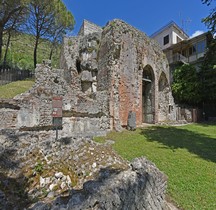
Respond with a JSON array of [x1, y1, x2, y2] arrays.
[[167, 52, 206, 64]]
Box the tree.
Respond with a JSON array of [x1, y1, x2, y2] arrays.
[[200, 37, 216, 101], [172, 64, 202, 105], [202, 0, 216, 34], [26, 0, 74, 68], [0, 0, 28, 61], [3, 7, 28, 66], [49, 0, 75, 60], [202, 0, 214, 6], [26, 0, 56, 68]]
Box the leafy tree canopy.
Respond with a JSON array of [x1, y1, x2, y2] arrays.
[[0, 0, 28, 60], [25, 0, 75, 67], [202, 0, 216, 34], [200, 37, 216, 101], [172, 64, 202, 105]]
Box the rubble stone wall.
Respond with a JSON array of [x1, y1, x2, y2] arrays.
[[78, 19, 103, 36], [0, 19, 177, 133], [97, 20, 176, 129]]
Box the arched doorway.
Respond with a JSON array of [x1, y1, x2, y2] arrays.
[[158, 72, 170, 122], [142, 65, 155, 123]]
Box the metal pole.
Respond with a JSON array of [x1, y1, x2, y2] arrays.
[[56, 126, 58, 140]]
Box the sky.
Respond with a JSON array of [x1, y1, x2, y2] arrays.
[[62, 0, 215, 37]]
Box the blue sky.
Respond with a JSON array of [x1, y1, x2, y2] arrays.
[[62, 0, 214, 37]]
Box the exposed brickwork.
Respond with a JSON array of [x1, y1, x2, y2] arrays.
[[0, 19, 178, 133]]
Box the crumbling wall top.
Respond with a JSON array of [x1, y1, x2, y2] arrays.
[[78, 19, 103, 36]]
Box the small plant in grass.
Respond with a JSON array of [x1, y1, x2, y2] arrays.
[[93, 136, 106, 143], [41, 188, 48, 197], [34, 162, 44, 174], [68, 40, 73, 46]]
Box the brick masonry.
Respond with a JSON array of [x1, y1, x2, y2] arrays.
[[0, 19, 179, 134]]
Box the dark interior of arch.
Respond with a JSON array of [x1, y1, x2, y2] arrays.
[[142, 65, 155, 123]]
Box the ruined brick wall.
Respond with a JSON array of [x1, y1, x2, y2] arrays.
[[97, 20, 176, 129], [0, 58, 110, 137], [0, 19, 177, 133], [0, 29, 111, 136]]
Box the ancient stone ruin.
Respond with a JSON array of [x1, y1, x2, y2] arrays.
[[0, 19, 180, 209], [0, 19, 176, 136]]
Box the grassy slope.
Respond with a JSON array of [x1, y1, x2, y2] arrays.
[[2, 33, 61, 70], [0, 79, 35, 98], [95, 124, 216, 210]]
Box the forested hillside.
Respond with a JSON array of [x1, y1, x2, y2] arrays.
[[0, 0, 75, 70], [2, 32, 61, 70]]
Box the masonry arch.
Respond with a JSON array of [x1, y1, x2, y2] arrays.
[[142, 65, 155, 123], [158, 72, 170, 121]]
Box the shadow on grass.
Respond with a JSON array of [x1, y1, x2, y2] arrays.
[[140, 125, 216, 163]]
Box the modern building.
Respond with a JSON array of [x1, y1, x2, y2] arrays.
[[150, 21, 189, 51], [151, 21, 211, 81]]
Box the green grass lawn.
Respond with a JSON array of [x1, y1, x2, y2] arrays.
[[0, 79, 35, 98], [95, 123, 216, 210]]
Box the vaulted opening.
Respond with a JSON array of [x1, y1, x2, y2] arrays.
[[142, 65, 155, 123], [158, 72, 170, 121]]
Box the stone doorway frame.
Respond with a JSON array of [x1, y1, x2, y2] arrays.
[[142, 65, 155, 123]]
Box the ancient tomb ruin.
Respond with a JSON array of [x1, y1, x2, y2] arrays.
[[0, 19, 176, 136]]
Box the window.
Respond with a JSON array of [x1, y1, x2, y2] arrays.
[[197, 40, 206, 53], [163, 35, 169, 45], [189, 45, 196, 56]]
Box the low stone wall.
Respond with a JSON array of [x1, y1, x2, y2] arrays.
[[29, 157, 168, 210], [0, 108, 18, 129], [176, 106, 201, 123], [0, 99, 20, 129], [61, 116, 109, 137], [0, 100, 109, 137]]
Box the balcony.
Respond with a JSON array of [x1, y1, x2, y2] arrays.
[[167, 52, 206, 65]]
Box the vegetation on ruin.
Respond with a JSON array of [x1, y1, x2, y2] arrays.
[[94, 123, 216, 210], [0, 79, 34, 98]]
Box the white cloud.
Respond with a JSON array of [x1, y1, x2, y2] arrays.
[[190, 30, 205, 38]]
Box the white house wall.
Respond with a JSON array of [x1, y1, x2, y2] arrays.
[[151, 23, 188, 50], [153, 27, 173, 50]]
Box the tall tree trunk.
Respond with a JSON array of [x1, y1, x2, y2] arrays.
[[50, 39, 57, 60], [34, 37, 39, 68], [0, 26, 3, 63], [49, 46, 53, 60], [3, 30, 12, 66]]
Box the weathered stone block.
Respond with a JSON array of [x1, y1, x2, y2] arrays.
[[127, 111, 136, 130], [29, 157, 168, 210]]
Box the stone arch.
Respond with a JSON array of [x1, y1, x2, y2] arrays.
[[158, 72, 170, 122], [142, 65, 155, 123], [159, 72, 169, 91]]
